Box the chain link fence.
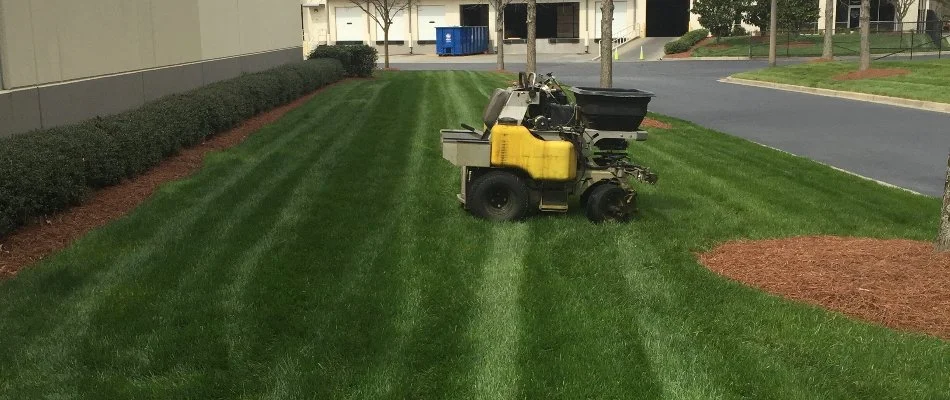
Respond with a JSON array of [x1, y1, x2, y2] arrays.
[[691, 20, 949, 59]]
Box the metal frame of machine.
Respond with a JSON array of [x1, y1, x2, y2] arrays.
[[440, 72, 658, 223]]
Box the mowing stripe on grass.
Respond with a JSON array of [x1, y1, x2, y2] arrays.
[[352, 73, 436, 397], [1, 72, 948, 399], [220, 82, 387, 370], [1, 82, 373, 393], [470, 224, 529, 400]]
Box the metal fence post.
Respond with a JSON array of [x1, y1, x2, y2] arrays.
[[911, 32, 914, 60], [786, 31, 790, 57]]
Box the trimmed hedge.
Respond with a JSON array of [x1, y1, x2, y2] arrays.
[[0, 58, 345, 238], [308, 45, 378, 77], [664, 29, 711, 54]]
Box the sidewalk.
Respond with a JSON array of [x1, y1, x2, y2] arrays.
[[387, 52, 597, 64]]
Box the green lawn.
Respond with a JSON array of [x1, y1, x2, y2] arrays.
[[0, 71, 947, 399], [692, 32, 945, 57], [734, 59, 950, 104]]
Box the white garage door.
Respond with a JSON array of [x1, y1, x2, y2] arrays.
[[376, 9, 408, 41], [594, 1, 627, 39], [336, 7, 366, 42], [417, 5, 445, 41]]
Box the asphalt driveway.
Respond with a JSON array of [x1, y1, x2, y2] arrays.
[[397, 59, 949, 196]]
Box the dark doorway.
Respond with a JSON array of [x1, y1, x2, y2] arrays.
[[461, 4, 489, 27], [502, 3, 580, 39], [645, 0, 689, 37], [505, 4, 528, 38]]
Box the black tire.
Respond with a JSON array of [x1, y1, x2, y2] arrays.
[[468, 171, 532, 222], [585, 183, 633, 223]]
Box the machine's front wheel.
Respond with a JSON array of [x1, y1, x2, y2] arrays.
[[585, 183, 633, 223], [468, 171, 532, 221]]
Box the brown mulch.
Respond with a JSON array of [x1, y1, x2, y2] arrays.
[[641, 117, 672, 130], [834, 68, 911, 81], [699, 236, 950, 339], [809, 57, 835, 63], [0, 79, 357, 279], [664, 37, 714, 59]]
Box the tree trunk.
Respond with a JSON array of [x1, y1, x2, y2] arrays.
[[496, 10, 505, 71], [383, 27, 390, 69], [768, 0, 777, 67], [937, 152, 950, 252], [859, 0, 870, 71], [599, 0, 613, 88], [822, 0, 834, 59], [527, 0, 537, 73]]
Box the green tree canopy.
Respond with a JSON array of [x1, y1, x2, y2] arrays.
[[745, 0, 820, 33]]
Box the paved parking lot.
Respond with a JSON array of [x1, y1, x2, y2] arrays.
[[397, 58, 949, 196]]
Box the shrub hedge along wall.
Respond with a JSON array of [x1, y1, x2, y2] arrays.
[[0, 58, 347, 238], [664, 29, 711, 54], [308, 44, 378, 77]]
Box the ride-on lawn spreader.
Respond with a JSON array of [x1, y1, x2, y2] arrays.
[[440, 72, 658, 223]]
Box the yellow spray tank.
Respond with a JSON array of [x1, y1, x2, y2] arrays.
[[489, 120, 576, 181]]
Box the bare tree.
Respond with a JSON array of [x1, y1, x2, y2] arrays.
[[888, 0, 917, 24], [488, 0, 516, 70], [527, 0, 537, 73], [349, 0, 413, 68], [938, 152, 950, 252], [859, 0, 870, 71], [600, 0, 614, 87], [768, 0, 777, 66], [822, 0, 834, 59]]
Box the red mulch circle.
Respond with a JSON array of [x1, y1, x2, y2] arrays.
[[834, 68, 911, 81], [641, 117, 672, 130], [699, 236, 950, 339], [0, 79, 357, 279]]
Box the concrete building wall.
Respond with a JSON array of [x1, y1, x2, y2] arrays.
[[306, 0, 619, 55], [0, 0, 302, 89], [0, 0, 305, 137]]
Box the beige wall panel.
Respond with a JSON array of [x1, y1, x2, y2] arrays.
[[28, 0, 61, 83], [238, 0, 300, 54], [199, 0, 242, 59], [0, 0, 39, 88], [54, 0, 150, 81], [150, 0, 202, 66], [0, 0, 301, 89]]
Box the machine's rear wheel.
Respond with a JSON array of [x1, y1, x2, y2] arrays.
[[585, 183, 632, 223], [468, 171, 532, 221]]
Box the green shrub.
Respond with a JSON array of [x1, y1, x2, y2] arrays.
[[0, 58, 345, 237], [731, 25, 748, 37], [664, 29, 710, 54], [308, 45, 378, 77]]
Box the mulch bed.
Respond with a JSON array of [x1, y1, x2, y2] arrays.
[[699, 236, 950, 339], [664, 37, 715, 59], [641, 117, 672, 130], [834, 68, 911, 81], [0, 79, 356, 279]]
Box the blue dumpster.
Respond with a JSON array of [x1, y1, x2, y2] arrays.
[[436, 26, 489, 56]]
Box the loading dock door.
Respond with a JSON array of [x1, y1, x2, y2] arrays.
[[376, 9, 408, 41], [594, 1, 627, 39], [336, 7, 366, 42], [417, 5, 445, 41], [645, 0, 689, 37]]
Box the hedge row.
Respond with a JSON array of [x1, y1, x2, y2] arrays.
[[0, 58, 346, 238], [308, 44, 378, 77], [663, 29, 711, 55]]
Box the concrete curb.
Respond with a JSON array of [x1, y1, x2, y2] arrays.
[[662, 56, 752, 61], [720, 77, 950, 114]]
